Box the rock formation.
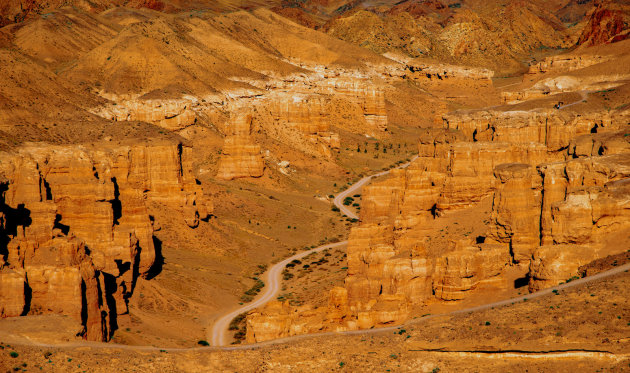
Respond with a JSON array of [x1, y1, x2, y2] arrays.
[[91, 97, 198, 131], [216, 112, 265, 180], [0, 140, 211, 340], [576, 2, 630, 47], [527, 54, 614, 76], [245, 105, 630, 342], [265, 94, 341, 156]]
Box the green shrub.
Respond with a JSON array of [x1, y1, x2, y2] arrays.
[[229, 313, 247, 331]]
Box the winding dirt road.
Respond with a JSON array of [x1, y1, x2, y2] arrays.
[[209, 156, 419, 346], [209, 241, 347, 346]]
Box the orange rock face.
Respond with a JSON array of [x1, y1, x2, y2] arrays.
[[245, 104, 630, 342], [92, 98, 198, 131], [341, 109, 630, 330], [487, 163, 542, 263], [0, 140, 211, 341], [527, 54, 614, 76], [216, 113, 265, 180], [266, 94, 341, 156]]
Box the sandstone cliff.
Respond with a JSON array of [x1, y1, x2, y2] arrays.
[[0, 140, 211, 340], [216, 113, 265, 180], [91, 97, 198, 131], [245, 107, 630, 342]]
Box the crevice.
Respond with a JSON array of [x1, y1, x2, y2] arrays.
[[21, 276, 32, 316], [42, 178, 52, 200], [130, 243, 141, 295], [177, 143, 184, 179], [2, 202, 32, 238], [430, 204, 438, 219], [514, 276, 529, 289], [102, 273, 118, 339], [77, 279, 88, 338], [144, 236, 164, 281], [115, 259, 131, 276], [110, 177, 121, 226], [53, 214, 70, 235]]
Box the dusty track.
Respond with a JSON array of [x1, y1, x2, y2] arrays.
[[210, 156, 419, 345]]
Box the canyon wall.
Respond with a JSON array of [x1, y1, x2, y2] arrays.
[[216, 112, 266, 180], [246, 107, 630, 343], [91, 97, 198, 131], [0, 140, 211, 341]]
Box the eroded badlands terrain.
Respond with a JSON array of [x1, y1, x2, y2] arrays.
[[1, 0, 629, 371]]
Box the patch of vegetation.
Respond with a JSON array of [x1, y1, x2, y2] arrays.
[[197, 340, 209, 346], [565, 275, 581, 283], [282, 269, 294, 280], [229, 313, 247, 331], [230, 312, 249, 344], [240, 279, 265, 302]]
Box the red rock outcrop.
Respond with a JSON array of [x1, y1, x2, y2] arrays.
[[216, 113, 265, 180], [405, 62, 494, 84], [577, 3, 630, 47], [0, 140, 211, 340], [487, 151, 630, 288]]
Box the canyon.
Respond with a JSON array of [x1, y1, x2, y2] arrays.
[[0, 1, 629, 372], [0, 140, 211, 340]]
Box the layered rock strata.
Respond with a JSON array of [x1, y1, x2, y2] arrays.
[[527, 54, 614, 76], [266, 94, 341, 157], [245, 108, 630, 343], [92, 97, 198, 131], [0, 140, 211, 340], [216, 113, 265, 180]]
